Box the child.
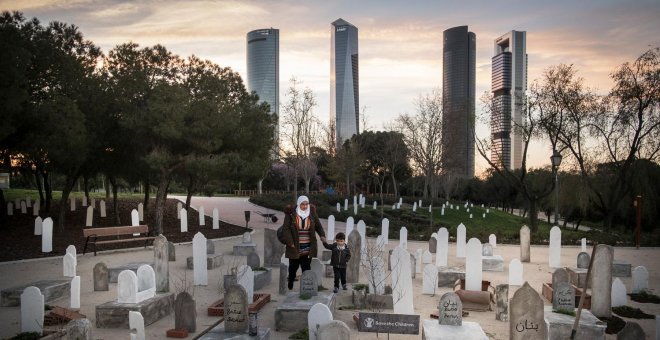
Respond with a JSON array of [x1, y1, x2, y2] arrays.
[[322, 232, 351, 293]]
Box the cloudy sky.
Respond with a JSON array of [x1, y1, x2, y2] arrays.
[[3, 0, 659, 175]]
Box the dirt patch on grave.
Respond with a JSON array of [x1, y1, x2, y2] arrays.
[[628, 291, 660, 304], [0, 198, 249, 262], [612, 305, 655, 319], [601, 315, 626, 334]]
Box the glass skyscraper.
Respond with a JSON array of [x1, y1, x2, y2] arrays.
[[246, 28, 279, 151], [442, 26, 475, 178], [491, 30, 527, 169], [330, 18, 359, 148]]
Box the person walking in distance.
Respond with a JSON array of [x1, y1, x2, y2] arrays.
[[282, 196, 327, 289], [323, 232, 351, 293]]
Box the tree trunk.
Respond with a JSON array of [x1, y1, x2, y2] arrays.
[[392, 175, 398, 198], [108, 175, 121, 225], [83, 175, 89, 203], [305, 178, 310, 194], [527, 199, 539, 232], [44, 172, 52, 212], [105, 175, 110, 200], [154, 172, 172, 235], [143, 179, 150, 216], [293, 168, 298, 200], [185, 174, 194, 210], [57, 175, 77, 231], [0, 188, 6, 225], [345, 173, 350, 197], [257, 179, 263, 195], [35, 170, 44, 206]]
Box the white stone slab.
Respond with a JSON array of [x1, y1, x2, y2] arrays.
[[632, 266, 648, 293], [100, 200, 106, 217], [436, 227, 448, 267], [180, 209, 188, 232], [33, 200, 39, 216], [137, 203, 144, 221], [198, 206, 205, 226], [399, 226, 408, 249], [509, 259, 523, 286], [131, 209, 139, 226], [237, 265, 254, 303], [391, 247, 414, 314], [308, 303, 333, 340], [465, 238, 482, 291], [415, 249, 423, 273], [21, 286, 44, 334], [327, 215, 335, 241], [34, 216, 43, 236], [456, 223, 466, 258], [176, 202, 182, 219], [42, 218, 53, 253], [193, 232, 208, 285], [85, 206, 93, 227], [422, 320, 488, 340], [422, 250, 433, 264], [422, 264, 439, 295], [129, 311, 145, 340], [489, 234, 497, 248], [212, 208, 219, 229], [70, 276, 80, 309], [611, 278, 627, 307], [63, 253, 76, 277], [345, 217, 354, 235], [381, 218, 389, 244], [549, 226, 561, 268]]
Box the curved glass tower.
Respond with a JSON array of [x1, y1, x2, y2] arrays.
[[330, 18, 359, 148], [442, 26, 476, 178], [491, 30, 527, 169], [247, 28, 279, 151]]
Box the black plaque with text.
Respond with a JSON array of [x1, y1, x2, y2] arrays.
[[357, 312, 420, 334]]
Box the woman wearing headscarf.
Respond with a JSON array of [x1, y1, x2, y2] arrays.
[[282, 195, 327, 290]]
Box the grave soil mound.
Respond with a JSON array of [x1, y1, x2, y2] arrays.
[[612, 306, 655, 319], [601, 315, 626, 334], [0, 198, 249, 262], [628, 292, 660, 304]]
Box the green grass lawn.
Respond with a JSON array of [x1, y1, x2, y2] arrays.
[[2, 188, 145, 201]]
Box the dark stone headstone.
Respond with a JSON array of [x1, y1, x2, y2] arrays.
[[168, 242, 176, 262], [438, 292, 462, 326], [93, 262, 108, 291], [496, 284, 509, 322], [66, 318, 92, 340], [300, 270, 318, 296], [153, 235, 169, 293], [617, 321, 645, 340], [429, 236, 437, 253], [357, 312, 420, 334], [577, 252, 590, 269], [174, 292, 196, 332], [347, 230, 361, 283], [553, 282, 575, 311], [591, 244, 613, 318], [264, 228, 284, 267], [247, 252, 260, 268], [552, 268, 569, 288], [279, 263, 288, 295], [224, 285, 248, 333]]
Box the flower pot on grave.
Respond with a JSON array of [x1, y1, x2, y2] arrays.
[[166, 329, 188, 338]]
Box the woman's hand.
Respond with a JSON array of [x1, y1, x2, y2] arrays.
[[320, 236, 327, 243]]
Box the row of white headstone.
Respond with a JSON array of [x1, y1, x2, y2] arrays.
[[177, 203, 221, 231], [6, 199, 40, 216]]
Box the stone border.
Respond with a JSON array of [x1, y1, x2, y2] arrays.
[[541, 282, 591, 309], [207, 293, 271, 316]]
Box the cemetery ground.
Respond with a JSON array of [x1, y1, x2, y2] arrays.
[[0, 195, 658, 339]]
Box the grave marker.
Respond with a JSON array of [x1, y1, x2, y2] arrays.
[[34, 216, 42, 235], [438, 292, 462, 325], [591, 244, 613, 318], [180, 209, 188, 232], [128, 311, 145, 340], [611, 278, 627, 307], [456, 223, 466, 258], [100, 200, 106, 217], [496, 284, 509, 321], [399, 226, 408, 249], [300, 270, 318, 296], [347, 230, 361, 283], [489, 234, 497, 248], [174, 292, 196, 332], [345, 216, 354, 235], [391, 247, 414, 314], [94, 262, 109, 291], [198, 206, 205, 226], [20, 286, 44, 334], [42, 218, 53, 253], [308, 303, 333, 340], [617, 321, 645, 339], [33, 200, 39, 216], [318, 320, 350, 340], [131, 209, 139, 226], [520, 225, 530, 262], [436, 227, 448, 267], [632, 266, 648, 293], [176, 202, 182, 219], [70, 276, 80, 309], [70, 197, 75, 211], [137, 203, 144, 222], [549, 226, 561, 268], [422, 264, 438, 295], [192, 232, 207, 285], [212, 208, 219, 229], [508, 259, 523, 286], [86, 206, 94, 227], [327, 215, 335, 241], [237, 265, 254, 303], [553, 282, 575, 311], [381, 218, 389, 244], [247, 252, 260, 268], [465, 238, 482, 291], [63, 253, 76, 277], [482, 243, 493, 256], [153, 235, 169, 293], [577, 252, 590, 269], [509, 282, 546, 340]]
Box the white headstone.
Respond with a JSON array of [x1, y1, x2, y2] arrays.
[[6, 202, 13, 215], [632, 266, 648, 293], [42, 218, 53, 253], [198, 206, 205, 226], [82, 196, 87, 207], [415, 249, 423, 274], [549, 226, 561, 268], [508, 259, 523, 286], [344, 199, 348, 211], [20, 200, 27, 214], [422, 264, 439, 295], [367, 257, 385, 295], [469, 213, 472, 219], [90, 197, 95, 209], [381, 218, 389, 244], [137, 265, 156, 295], [66, 245, 77, 266], [34, 216, 43, 235], [429, 205, 432, 213], [419, 200, 422, 207], [456, 223, 466, 258], [392, 204, 396, 210], [180, 209, 188, 232], [192, 232, 207, 285], [399, 227, 408, 249], [327, 215, 335, 241], [212, 208, 219, 229], [63, 253, 76, 277], [70, 276, 80, 309], [611, 278, 627, 307], [465, 238, 482, 291], [118, 270, 138, 303], [422, 250, 433, 264], [373, 201, 377, 210], [345, 216, 354, 235], [436, 227, 449, 267], [85, 206, 93, 227], [489, 234, 497, 248], [33, 200, 39, 216], [581, 238, 586, 252], [486, 208, 489, 213], [129, 311, 145, 340], [176, 202, 182, 219], [100, 200, 106, 217], [399, 197, 403, 205], [391, 247, 414, 314], [131, 209, 139, 226], [70, 196, 75, 211], [441, 208, 444, 216], [237, 265, 254, 303], [353, 196, 358, 215], [336, 203, 341, 212], [361, 197, 365, 209], [412, 202, 417, 212], [311, 258, 324, 285], [482, 213, 485, 218], [20, 286, 44, 334], [308, 303, 333, 340], [357, 220, 366, 251]]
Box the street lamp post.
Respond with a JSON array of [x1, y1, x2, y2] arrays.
[[550, 150, 563, 226]]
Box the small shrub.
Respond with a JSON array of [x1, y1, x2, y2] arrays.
[[352, 283, 369, 293], [9, 333, 41, 340], [251, 266, 268, 272], [288, 328, 309, 339], [338, 304, 357, 310], [552, 308, 576, 316], [628, 290, 660, 304], [299, 293, 312, 300], [612, 305, 654, 319]]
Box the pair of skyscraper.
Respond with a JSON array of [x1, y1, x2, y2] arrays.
[[246, 22, 526, 177]]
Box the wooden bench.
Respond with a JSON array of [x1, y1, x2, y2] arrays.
[[82, 225, 156, 255]]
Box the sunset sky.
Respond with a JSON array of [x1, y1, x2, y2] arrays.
[[2, 0, 659, 175]]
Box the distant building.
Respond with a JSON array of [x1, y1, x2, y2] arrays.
[[441, 26, 475, 178], [246, 28, 279, 153], [330, 18, 359, 148], [491, 30, 527, 169]]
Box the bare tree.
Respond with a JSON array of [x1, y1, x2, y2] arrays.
[[392, 89, 444, 201]]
